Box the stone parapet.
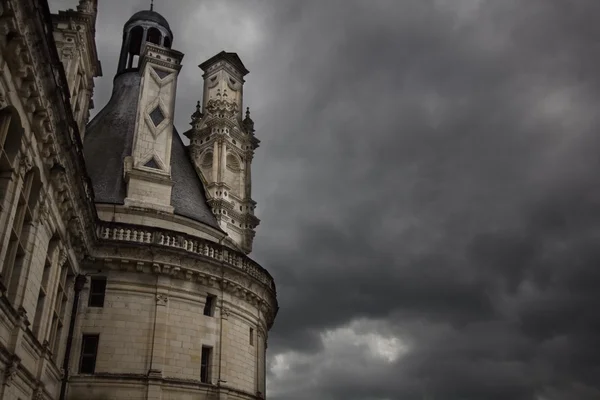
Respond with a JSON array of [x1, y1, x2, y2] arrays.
[[95, 221, 275, 292]]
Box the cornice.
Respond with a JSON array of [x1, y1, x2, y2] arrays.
[[92, 221, 277, 327], [140, 43, 184, 73], [51, 6, 102, 77], [2, 0, 99, 262], [70, 373, 264, 399]]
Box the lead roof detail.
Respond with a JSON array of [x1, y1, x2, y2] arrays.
[[83, 71, 220, 230]]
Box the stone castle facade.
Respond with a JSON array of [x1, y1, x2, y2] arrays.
[[0, 1, 277, 399]]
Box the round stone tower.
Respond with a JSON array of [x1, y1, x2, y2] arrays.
[[70, 7, 277, 400]]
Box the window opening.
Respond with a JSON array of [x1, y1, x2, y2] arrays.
[[88, 277, 107, 307], [79, 334, 99, 374]]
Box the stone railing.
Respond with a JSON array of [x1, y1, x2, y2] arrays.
[[95, 222, 275, 291]]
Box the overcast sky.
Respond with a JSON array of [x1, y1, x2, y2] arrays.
[[50, 1, 600, 399]]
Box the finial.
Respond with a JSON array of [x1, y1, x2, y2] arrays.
[[243, 107, 255, 133], [150, 0, 154, 11], [77, 0, 96, 14], [190, 100, 203, 123]]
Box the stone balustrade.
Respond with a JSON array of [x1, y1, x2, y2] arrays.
[[96, 222, 275, 291]]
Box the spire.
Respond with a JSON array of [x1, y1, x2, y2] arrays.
[[150, 0, 154, 11], [243, 107, 255, 134], [190, 100, 203, 124], [77, 0, 97, 15]]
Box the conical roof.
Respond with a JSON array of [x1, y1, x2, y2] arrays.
[[126, 9, 171, 33], [84, 71, 220, 229]]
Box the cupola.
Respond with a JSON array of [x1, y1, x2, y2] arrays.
[[116, 7, 173, 74]]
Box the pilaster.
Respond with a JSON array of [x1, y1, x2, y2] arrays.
[[147, 274, 170, 400]]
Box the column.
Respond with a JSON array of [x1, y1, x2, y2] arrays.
[[219, 140, 227, 182], [212, 140, 218, 182], [147, 274, 170, 400]]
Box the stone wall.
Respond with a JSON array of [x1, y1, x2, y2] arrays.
[[0, 0, 97, 398], [66, 262, 270, 399]]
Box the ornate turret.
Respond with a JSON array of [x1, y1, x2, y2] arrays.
[[51, 0, 103, 138], [84, 9, 217, 226], [243, 107, 255, 134], [190, 100, 203, 123], [116, 7, 174, 75], [187, 52, 260, 254]]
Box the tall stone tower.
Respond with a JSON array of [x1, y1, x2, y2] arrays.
[[51, 0, 103, 137], [79, 6, 277, 400], [187, 52, 260, 254], [118, 10, 184, 213]]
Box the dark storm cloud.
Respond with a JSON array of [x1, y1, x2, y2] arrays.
[[252, 0, 600, 399], [50, 0, 600, 399]]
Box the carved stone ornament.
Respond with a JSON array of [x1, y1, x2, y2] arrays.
[[33, 385, 45, 400], [221, 307, 231, 320], [17, 306, 30, 328], [77, 0, 95, 14], [156, 294, 168, 306], [61, 46, 74, 60], [35, 197, 50, 225], [205, 99, 239, 118], [19, 153, 33, 175], [58, 248, 68, 267], [3, 355, 20, 386], [41, 340, 52, 357]]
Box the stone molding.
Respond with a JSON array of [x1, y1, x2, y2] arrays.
[[69, 372, 265, 399], [95, 222, 274, 291], [2, 354, 20, 386], [92, 221, 277, 327], [2, 0, 98, 263], [155, 294, 168, 306]]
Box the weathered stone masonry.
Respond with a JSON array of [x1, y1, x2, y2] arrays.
[[0, 1, 278, 399]]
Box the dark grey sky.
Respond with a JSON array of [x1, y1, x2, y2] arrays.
[[51, 1, 600, 399]]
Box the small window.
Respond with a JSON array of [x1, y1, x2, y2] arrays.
[[203, 295, 216, 317], [147, 27, 162, 45], [88, 277, 107, 307], [79, 334, 99, 374], [250, 328, 254, 346], [200, 346, 212, 383]]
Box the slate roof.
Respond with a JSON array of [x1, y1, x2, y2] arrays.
[[198, 51, 249, 76], [126, 10, 171, 33], [84, 71, 220, 230]]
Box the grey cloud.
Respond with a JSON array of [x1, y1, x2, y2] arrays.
[[50, 0, 600, 398]]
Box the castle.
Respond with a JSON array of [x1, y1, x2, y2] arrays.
[[0, 0, 278, 399]]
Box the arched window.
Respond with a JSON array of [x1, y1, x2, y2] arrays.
[[202, 151, 213, 167], [127, 26, 144, 68], [163, 36, 172, 48], [226, 153, 240, 171], [147, 27, 162, 45]]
